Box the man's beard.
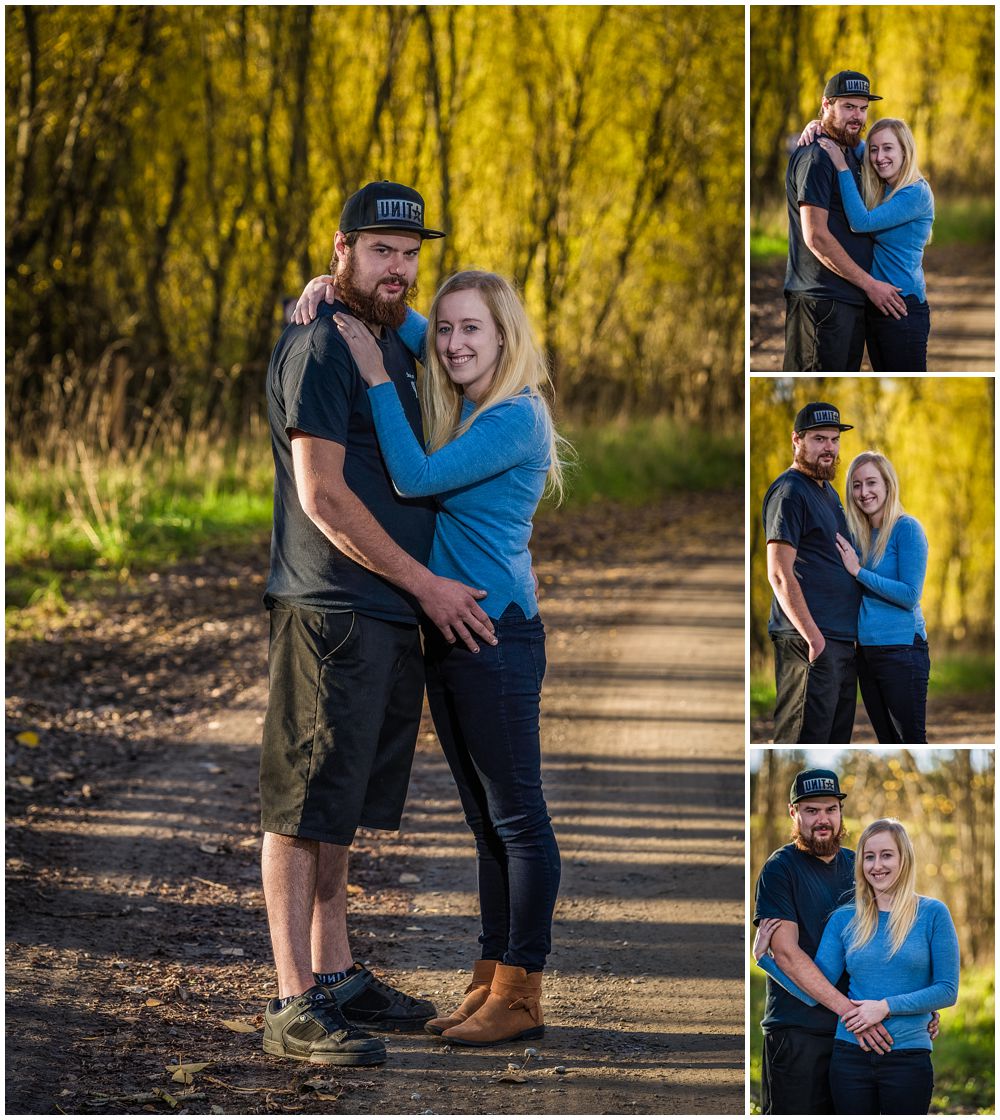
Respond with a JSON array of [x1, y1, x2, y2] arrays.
[[337, 250, 416, 330], [821, 111, 866, 149], [794, 443, 839, 482], [792, 820, 847, 858]]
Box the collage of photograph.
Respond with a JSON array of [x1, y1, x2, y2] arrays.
[[3, 3, 995, 1120]]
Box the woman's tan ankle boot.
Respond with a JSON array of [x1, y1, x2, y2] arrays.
[[424, 960, 499, 1036], [440, 963, 544, 1046]]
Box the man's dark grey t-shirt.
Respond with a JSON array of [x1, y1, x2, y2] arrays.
[[763, 467, 861, 641], [754, 844, 856, 1034], [265, 300, 435, 621], [784, 141, 873, 305]]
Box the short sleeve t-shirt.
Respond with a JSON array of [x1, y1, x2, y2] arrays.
[[763, 468, 861, 641], [265, 300, 436, 620], [784, 141, 873, 305], [753, 844, 856, 1033]]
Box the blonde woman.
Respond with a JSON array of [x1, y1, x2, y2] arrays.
[[755, 819, 959, 1114], [295, 269, 565, 1047], [834, 452, 929, 743], [816, 119, 934, 371]]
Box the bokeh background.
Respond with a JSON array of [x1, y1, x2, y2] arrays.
[[749, 5, 995, 370], [749, 376, 995, 743], [5, 5, 745, 608], [749, 747, 995, 1115]]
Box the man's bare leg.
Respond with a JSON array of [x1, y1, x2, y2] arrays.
[[262, 832, 320, 998], [312, 841, 353, 974]]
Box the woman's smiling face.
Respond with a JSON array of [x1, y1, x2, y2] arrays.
[[851, 461, 888, 525], [869, 128, 903, 185], [862, 830, 902, 895], [434, 288, 503, 402]]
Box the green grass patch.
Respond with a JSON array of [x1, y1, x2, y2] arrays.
[[928, 654, 995, 695], [930, 198, 995, 248], [750, 195, 994, 265], [750, 964, 994, 1114], [5, 442, 275, 613], [749, 652, 993, 721], [558, 417, 741, 508], [750, 226, 788, 264], [6, 417, 740, 614]]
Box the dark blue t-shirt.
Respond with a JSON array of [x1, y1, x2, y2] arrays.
[[265, 300, 436, 621], [754, 844, 856, 1034], [784, 141, 873, 305], [763, 468, 861, 642]]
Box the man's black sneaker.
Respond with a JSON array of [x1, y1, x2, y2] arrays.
[[324, 963, 436, 1032], [263, 986, 386, 1065]]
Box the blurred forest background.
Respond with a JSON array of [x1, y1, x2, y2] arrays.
[[6, 5, 744, 608], [749, 5, 995, 252], [749, 748, 995, 1114], [749, 377, 995, 733]]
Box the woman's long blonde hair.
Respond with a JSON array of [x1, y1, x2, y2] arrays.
[[844, 451, 904, 567], [421, 270, 569, 502], [847, 818, 919, 958], [861, 118, 927, 210]]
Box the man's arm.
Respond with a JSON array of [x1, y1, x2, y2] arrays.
[[291, 433, 495, 651], [800, 205, 907, 318], [769, 920, 893, 1053], [766, 541, 825, 661]]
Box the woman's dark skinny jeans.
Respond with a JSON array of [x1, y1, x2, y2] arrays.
[[423, 603, 560, 973], [857, 636, 930, 744], [830, 1040, 934, 1114]]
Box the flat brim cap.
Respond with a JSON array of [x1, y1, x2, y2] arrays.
[[824, 70, 883, 101], [790, 768, 846, 804], [340, 180, 445, 240], [794, 402, 853, 432]]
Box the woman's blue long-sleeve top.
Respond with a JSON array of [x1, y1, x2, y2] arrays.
[[366, 360, 550, 620], [836, 168, 934, 301], [854, 514, 928, 645], [756, 896, 959, 1050]]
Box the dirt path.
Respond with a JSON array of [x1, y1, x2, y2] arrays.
[[6, 494, 744, 1116], [750, 243, 995, 371]]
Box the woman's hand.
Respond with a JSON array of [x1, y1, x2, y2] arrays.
[[842, 998, 890, 1033], [753, 918, 782, 962], [817, 137, 849, 172], [835, 532, 861, 577], [796, 119, 823, 147], [292, 275, 338, 325], [333, 313, 390, 387]]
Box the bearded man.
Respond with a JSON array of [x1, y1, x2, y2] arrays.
[[762, 403, 860, 743], [753, 770, 882, 1114], [783, 70, 908, 371], [259, 181, 496, 1065]]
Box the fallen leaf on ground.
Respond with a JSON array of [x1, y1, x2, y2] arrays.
[[145, 998, 163, 1007], [398, 873, 421, 884], [168, 1061, 211, 1084], [219, 947, 244, 957], [221, 1019, 258, 1033], [16, 731, 39, 747], [17, 776, 34, 788], [199, 843, 221, 855]]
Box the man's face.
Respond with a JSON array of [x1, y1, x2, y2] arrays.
[[790, 798, 844, 858], [792, 427, 841, 482], [335, 230, 421, 328], [821, 96, 869, 146]]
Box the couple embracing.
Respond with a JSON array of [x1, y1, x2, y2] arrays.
[[764, 402, 930, 745], [753, 768, 960, 1115], [257, 180, 565, 1065], [784, 70, 934, 372]]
